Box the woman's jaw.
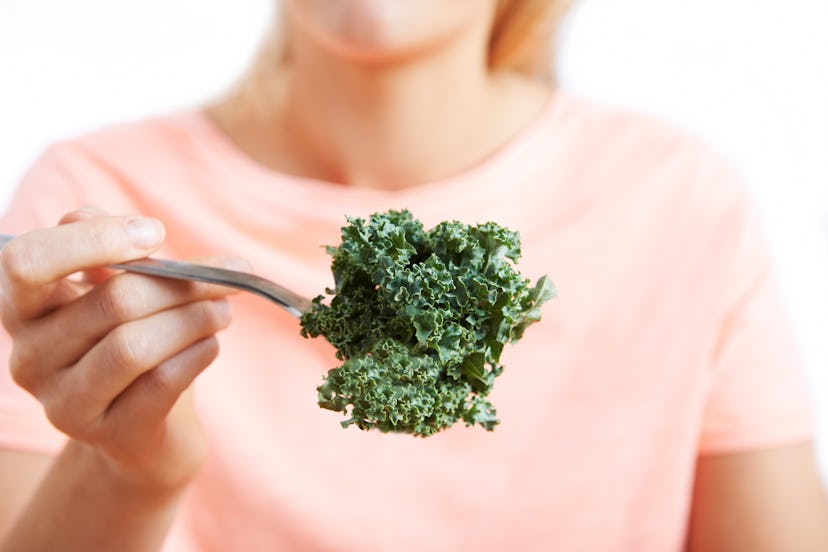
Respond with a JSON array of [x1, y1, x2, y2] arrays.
[[281, 0, 495, 66]]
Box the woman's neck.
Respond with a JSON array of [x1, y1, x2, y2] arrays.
[[207, 12, 551, 190]]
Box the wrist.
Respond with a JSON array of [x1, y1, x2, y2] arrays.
[[1, 439, 188, 551], [66, 439, 194, 501]]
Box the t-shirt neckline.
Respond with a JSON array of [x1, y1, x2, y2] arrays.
[[183, 89, 570, 210]]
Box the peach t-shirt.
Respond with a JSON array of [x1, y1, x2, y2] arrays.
[[0, 92, 814, 551]]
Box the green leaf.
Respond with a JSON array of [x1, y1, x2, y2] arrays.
[[299, 209, 555, 437], [529, 274, 557, 305]]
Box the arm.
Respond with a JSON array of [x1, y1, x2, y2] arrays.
[[0, 208, 243, 551], [688, 442, 828, 552], [1, 443, 185, 552], [0, 450, 50, 538]]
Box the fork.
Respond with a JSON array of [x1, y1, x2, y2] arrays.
[[0, 233, 313, 318]]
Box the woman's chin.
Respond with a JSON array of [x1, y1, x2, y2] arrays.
[[283, 0, 486, 65]]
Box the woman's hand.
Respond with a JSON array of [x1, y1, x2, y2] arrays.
[[0, 207, 242, 491]]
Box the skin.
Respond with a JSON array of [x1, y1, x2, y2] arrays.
[[0, 207, 245, 551], [1, 1, 827, 550], [688, 444, 828, 551], [210, 0, 551, 189]]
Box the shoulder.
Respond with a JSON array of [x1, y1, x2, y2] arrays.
[[42, 111, 205, 180], [20, 111, 214, 210], [530, 92, 762, 295], [544, 91, 749, 223], [549, 91, 732, 177], [6, 111, 216, 236]]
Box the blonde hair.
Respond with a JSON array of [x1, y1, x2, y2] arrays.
[[245, 0, 572, 96], [490, 0, 574, 82]]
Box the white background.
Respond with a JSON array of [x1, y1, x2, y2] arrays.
[[1, 1, 826, 479]]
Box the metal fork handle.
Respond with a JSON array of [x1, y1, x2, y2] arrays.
[[0, 233, 311, 318]]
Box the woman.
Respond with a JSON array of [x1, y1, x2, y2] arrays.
[[0, 1, 826, 550]]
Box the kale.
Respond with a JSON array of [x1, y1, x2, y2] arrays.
[[300, 209, 555, 437]]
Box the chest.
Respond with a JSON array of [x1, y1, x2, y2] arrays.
[[179, 275, 704, 551]]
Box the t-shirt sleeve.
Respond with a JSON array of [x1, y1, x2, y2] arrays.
[[697, 154, 814, 455], [0, 145, 86, 455]]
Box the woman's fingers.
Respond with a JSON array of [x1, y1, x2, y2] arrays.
[[0, 215, 165, 320], [36, 298, 231, 439], [102, 336, 219, 450], [0, 209, 246, 488], [58, 206, 118, 285], [9, 258, 242, 388], [58, 205, 109, 226]]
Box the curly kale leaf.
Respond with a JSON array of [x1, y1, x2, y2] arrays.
[[300, 209, 555, 437]]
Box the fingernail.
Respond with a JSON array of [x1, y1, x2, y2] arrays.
[[127, 217, 165, 249]]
